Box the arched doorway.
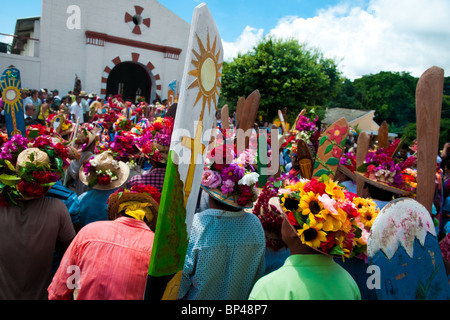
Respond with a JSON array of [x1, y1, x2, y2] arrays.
[[106, 62, 151, 102]]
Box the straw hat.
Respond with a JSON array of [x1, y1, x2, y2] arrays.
[[16, 148, 51, 171], [73, 125, 98, 152], [107, 191, 159, 230], [79, 151, 130, 190]]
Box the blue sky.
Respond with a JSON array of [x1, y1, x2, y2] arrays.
[[1, 0, 449, 79]]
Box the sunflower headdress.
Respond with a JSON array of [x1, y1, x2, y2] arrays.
[[276, 174, 380, 260]]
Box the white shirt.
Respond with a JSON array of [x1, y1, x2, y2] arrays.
[[71, 101, 84, 124]]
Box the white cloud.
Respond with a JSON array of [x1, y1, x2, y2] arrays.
[[224, 0, 450, 79], [222, 25, 264, 62]]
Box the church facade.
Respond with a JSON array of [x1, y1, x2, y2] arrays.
[[0, 0, 191, 103]]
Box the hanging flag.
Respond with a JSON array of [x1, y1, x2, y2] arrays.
[[0, 66, 25, 138], [168, 80, 177, 106], [144, 3, 223, 300]]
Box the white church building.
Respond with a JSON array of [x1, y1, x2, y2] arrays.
[[0, 0, 191, 103]]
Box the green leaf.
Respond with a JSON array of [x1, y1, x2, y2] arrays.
[[313, 161, 320, 169], [0, 174, 21, 186], [330, 245, 344, 256], [324, 144, 333, 154], [88, 177, 98, 188], [356, 163, 368, 173], [325, 157, 339, 166], [55, 157, 63, 171], [4, 160, 15, 172], [319, 136, 327, 147], [313, 168, 330, 177]]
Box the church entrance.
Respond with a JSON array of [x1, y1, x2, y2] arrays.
[[106, 62, 151, 103]]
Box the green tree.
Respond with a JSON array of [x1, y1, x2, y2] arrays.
[[219, 37, 341, 124], [352, 71, 418, 131]]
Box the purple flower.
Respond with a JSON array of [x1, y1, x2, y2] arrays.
[[220, 179, 235, 194], [201, 169, 222, 189], [221, 163, 245, 182]]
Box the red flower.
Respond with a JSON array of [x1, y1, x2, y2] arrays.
[[320, 233, 336, 253], [32, 171, 59, 184], [303, 179, 326, 195], [237, 185, 253, 206], [326, 124, 347, 145], [97, 174, 111, 185], [17, 180, 45, 198], [286, 211, 300, 227], [331, 147, 342, 158]]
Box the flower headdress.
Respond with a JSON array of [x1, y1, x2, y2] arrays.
[[201, 144, 259, 209], [107, 184, 161, 230], [80, 151, 130, 190], [109, 133, 141, 168], [0, 134, 71, 206], [356, 138, 416, 195], [135, 117, 174, 163], [293, 111, 321, 153], [276, 174, 379, 260]]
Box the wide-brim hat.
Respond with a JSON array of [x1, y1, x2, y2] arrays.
[[201, 185, 255, 209], [15, 148, 54, 201], [79, 152, 130, 190], [107, 191, 159, 230], [73, 126, 99, 152], [355, 172, 409, 195]]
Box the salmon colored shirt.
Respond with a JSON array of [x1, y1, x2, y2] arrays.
[[48, 217, 154, 300]]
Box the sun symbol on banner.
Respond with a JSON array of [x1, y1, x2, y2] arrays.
[[187, 32, 222, 118], [0, 76, 23, 135]]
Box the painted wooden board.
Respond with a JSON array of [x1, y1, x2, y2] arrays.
[[0, 66, 25, 137], [356, 131, 370, 197], [312, 117, 348, 179], [377, 121, 389, 149], [235, 90, 260, 151], [416, 66, 444, 214], [368, 198, 450, 300], [221, 104, 229, 130], [145, 3, 223, 300], [278, 109, 288, 135]]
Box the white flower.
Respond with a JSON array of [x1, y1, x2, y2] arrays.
[[111, 160, 120, 170], [238, 172, 259, 186], [90, 160, 98, 167]]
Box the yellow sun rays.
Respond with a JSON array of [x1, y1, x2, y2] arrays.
[[0, 77, 22, 115], [187, 32, 222, 118]]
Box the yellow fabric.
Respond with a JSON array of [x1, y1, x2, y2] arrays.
[[118, 201, 153, 222]]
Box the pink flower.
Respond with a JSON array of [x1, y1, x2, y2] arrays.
[[220, 179, 235, 195], [201, 169, 222, 189], [318, 193, 338, 214]]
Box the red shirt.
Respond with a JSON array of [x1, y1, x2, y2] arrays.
[[48, 217, 154, 300]]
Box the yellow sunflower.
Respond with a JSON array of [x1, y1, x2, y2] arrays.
[[359, 207, 378, 228], [297, 215, 327, 249], [299, 191, 323, 216], [317, 207, 347, 232], [324, 179, 345, 200]]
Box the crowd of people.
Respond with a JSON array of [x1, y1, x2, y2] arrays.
[[0, 87, 449, 300]]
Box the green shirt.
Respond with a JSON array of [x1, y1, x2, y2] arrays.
[[249, 254, 361, 300]]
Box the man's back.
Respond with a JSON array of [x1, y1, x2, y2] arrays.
[[249, 254, 361, 300], [0, 197, 75, 299], [48, 217, 154, 300], [178, 209, 266, 300]]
